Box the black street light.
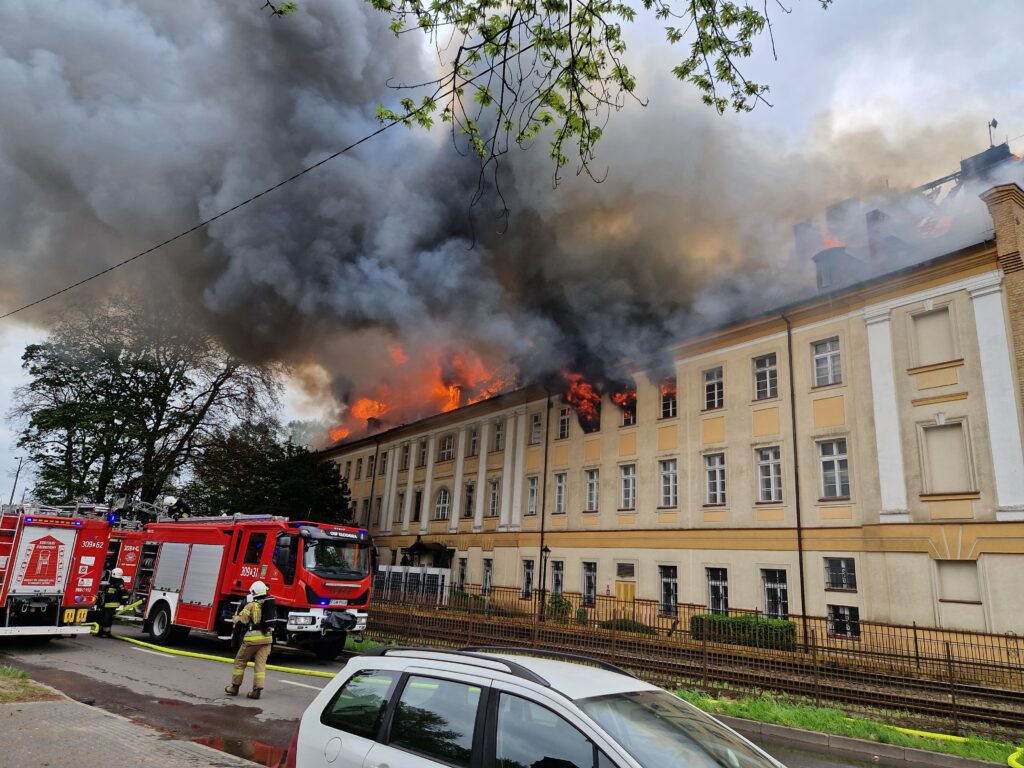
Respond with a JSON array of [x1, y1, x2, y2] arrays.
[[538, 544, 552, 620]]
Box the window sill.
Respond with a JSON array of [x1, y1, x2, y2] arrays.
[[581, 510, 600, 514], [752, 395, 781, 404], [656, 505, 678, 511], [818, 497, 851, 503], [551, 511, 567, 516], [938, 599, 983, 605], [920, 492, 980, 501], [617, 508, 636, 513], [701, 407, 725, 414], [657, 416, 679, 422], [703, 503, 727, 509], [824, 588, 857, 594], [619, 424, 637, 430], [811, 381, 844, 391], [755, 500, 784, 506]]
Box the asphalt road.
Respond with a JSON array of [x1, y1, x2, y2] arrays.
[[0, 626, 878, 768]]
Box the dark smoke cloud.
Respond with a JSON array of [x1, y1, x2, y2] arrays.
[[0, 0, 1018, 433]]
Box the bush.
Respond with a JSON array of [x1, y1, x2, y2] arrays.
[[545, 594, 573, 624], [598, 617, 658, 635], [689, 613, 796, 651], [575, 607, 589, 625]]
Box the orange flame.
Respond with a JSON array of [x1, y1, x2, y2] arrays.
[[820, 222, 845, 249], [610, 386, 636, 410], [389, 344, 407, 365], [329, 426, 350, 442], [350, 398, 389, 420], [659, 377, 677, 397], [561, 369, 602, 433]]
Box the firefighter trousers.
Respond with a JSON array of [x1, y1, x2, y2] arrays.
[[97, 607, 117, 636], [231, 641, 272, 690]]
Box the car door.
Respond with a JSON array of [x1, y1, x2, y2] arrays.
[[297, 668, 403, 768], [362, 668, 491, 768]]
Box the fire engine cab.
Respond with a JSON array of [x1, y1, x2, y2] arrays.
[[0, 506, 110, 637], [108, 514, 374, 660]]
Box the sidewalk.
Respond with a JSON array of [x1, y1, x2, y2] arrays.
[[0, 697, 260, 768]]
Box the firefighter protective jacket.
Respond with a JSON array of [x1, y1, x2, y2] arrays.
[[101, 578, 129, 610], [233, 597, 274, 645]]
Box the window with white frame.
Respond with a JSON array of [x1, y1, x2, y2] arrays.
[[620, 464, 636, 510], [379, 452, 387, 475], [819, 439, 850, 499], [659, 458, 678, 507], [482, 558, 493, 595], [920, 421, 974, 494], [438, 434, 455, 462], [707, 568, 728, 615], [582, 562, 597, 607], [704, 366, 724, 410], [433, 487, 451, 520], [585, 468, 600, 512], [526, 476, 538, 516], [367, 455, 376, 477], [660, 379, 678, 419], [530, 413, 542, 445], [457, 557, 467, 590], [824, 557, 857, 590], [705, 453, 726, 505], [754, 353, 778, 400], [812, 337, 842, 387], [827, 604, 860, 638], [554, 472, 567, 514], [551, 561, 564, 595], [557, 407, 571, 439], [355, 458, 363, 480], [463, 483, 475, 518], [487, 479, 500, 517], [621, 400, 636, 426], [521, 559, 534, 598], [417, 439, 427, 467], [400, 444, 410, 470], [492, 420, 505, 452], [659, 565, 679, 617], [467, 428, 478, 457], [762, 569, 789, 619], [757, 446, 783, 503]]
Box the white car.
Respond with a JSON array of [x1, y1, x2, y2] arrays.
[[285, 646, 785, 768]]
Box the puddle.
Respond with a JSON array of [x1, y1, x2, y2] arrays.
[[194, 735, 289, 767]]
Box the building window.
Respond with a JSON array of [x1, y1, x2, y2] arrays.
[[660, 458, 678, 507], [824, 557, 857, 591], [521, 559, 534, 598], [920, 422, 974, 494], [526, 476, 539, 516], [704, 367, 724, 410], [659, 565, 679, 617], [620, 464, 636, 510], [355, 458, 363, 480], [438, 434, 455, 462], [660, 379, 678, 419], [433, 488, 451, 520], [585, 468, 600, 512], [492, 420, 505, 452], [344, 461, 352, 479], [488, 479, 500, 517], [380, 452, 389, 476], [373, 497, 382, 526], [483, 558, 493, 595], [754, 353, 778, 400], [827, 604, 860, 638], [911, 306, 956, 367], [707, 568, 728, 615], [467, 428, 478, 457], [366, 455, 375, 477], [762, 569, 789, 619], [463, 483, 475, 518], [396, 491, 405, 524], [412, 489, 423, 523], [360, 498, 370, 524], [757, 446, 783, 503], [400, 444, 410, 471], [621, 402, 636, 426], [554, 473, 567, 514], [417, 439, 427, 467], [457, 557, 467, 591], [819, 439, 850, 499], [549, 561, 564, 596], [705, 453, 726, 505], [582, 562, 597, 607], [557, 407, 571, 440], [813, 337, 842, 387], [530, 413, 542, 445]]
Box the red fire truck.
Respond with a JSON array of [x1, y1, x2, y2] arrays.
[[108, 514, 374, 660], [0, 506, 111, 637]]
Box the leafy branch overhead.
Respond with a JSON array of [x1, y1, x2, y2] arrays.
[[365, 0, 832, 187]]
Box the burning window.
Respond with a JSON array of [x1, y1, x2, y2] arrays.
[[529, 413, 542, 444], [705, 453, 726, 505], [812, 337, 842, 387], [557, 408, 571, 440], [554, 473, 567, 514], [438, 434, 455, 462], [660, 378, 677, 419], [611, 386, 637, 427], [562, 371, 601, 433], [753, 354, 778, 400], [703, 367, 724, 410], [584, 468, 600, 512]]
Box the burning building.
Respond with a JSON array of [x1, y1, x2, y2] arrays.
[[323, 159, 1024, 635]]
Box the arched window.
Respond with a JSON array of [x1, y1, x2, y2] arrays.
[[434, 487, 451, 520]]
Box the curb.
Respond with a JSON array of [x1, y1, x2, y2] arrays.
[[719, 716, 999, 768]]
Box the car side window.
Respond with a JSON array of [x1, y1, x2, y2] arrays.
[[495, 693, 596, 768], [321, 670, 401, 739], [388, 675, 482, 767]]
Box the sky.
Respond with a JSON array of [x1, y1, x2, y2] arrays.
[[1, 0, 1022, 497]]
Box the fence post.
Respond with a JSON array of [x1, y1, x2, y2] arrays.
[[913, 622, 920, 670], [945, 641, 960, 736], [467, 613, 475, 647], [702, 631, 709, 693], [810, 628, 820, 707], [610, 616, 618, 666]]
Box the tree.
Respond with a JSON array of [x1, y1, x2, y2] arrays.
[[8, 301, 280, 504], [184, 421, 353, 524]]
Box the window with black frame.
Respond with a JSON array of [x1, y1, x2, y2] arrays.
[[388, 676, 481, 768], [320, 670, 401, 738]]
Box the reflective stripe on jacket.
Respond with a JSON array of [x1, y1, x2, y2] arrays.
[[102, 579, 128, 609], [237, 600, 273, 645]]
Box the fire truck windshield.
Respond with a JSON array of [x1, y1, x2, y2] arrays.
[[302, 539, 370, 579]]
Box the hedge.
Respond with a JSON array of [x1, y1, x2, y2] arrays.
[[689, 613, 797, 651]]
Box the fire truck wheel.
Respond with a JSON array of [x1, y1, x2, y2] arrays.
[[149, 603, 173, 644], [168, 626, 191, 645], [312, 633, 346, 662]]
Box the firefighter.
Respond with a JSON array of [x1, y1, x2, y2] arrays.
[[225, 580, 276, 699], [97, 568, 128, 638]]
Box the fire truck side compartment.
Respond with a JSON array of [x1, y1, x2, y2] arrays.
[[176, 544, 225, 627]]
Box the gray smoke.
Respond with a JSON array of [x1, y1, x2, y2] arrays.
[[0, 1, 1016, 436]]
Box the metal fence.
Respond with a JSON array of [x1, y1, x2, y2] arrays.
[[365, 584, 1024, 738]]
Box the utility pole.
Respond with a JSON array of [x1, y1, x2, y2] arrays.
[[8, 456, 23, 506]]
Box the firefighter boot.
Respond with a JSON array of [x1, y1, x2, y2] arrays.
[[224, 684, 239, 696], [247, 688, 262, 700]]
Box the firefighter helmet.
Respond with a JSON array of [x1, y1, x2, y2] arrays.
[[163, 495, 178, 507], [111, 568, 124, 579], [249, 580, 268, 597]]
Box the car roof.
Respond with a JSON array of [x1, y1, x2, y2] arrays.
[[481, 653, 657, 700]]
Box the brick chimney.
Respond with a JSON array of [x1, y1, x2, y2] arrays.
[[980, 182, 1024, 397]]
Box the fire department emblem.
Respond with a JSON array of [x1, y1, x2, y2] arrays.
[[20, 535, 67, 587]]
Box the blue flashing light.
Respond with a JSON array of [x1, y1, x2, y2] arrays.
[[358, 529, 368, 536], [24, 517, 34, 524], [318, 599, 330, 606], [107, 513, 119, 524], [74, 520, 83, 526]]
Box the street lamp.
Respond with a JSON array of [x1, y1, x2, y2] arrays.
[[538, 545, 552, 621]]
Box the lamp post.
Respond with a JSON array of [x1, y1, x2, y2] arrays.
[[8, 457, 23, 506], [538, 545, 551, 621]]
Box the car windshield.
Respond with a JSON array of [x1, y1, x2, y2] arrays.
[[302, 539, 370, 579], [578, 690, 780, 768]]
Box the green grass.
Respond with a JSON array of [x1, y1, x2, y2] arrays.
[[344, 635, 388, 653], [0, 665, 57, 704], [676, 688, 1021, 764]]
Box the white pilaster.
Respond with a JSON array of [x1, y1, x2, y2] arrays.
[[970, 281, 1024, 517], [450, 427, 467, 532], [419, 435, 436, 533], [402, 443, 415, 533], [864, 307, 910, 522], [474, 421, 491, 531], [499, 414, 516, 529], [383, 445, 401, 531], [510, 410, 528, 529]]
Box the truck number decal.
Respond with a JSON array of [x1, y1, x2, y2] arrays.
[[239, 566, 260, 578]]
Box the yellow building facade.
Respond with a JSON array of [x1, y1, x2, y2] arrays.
[[324, 183, 1024, 634]]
